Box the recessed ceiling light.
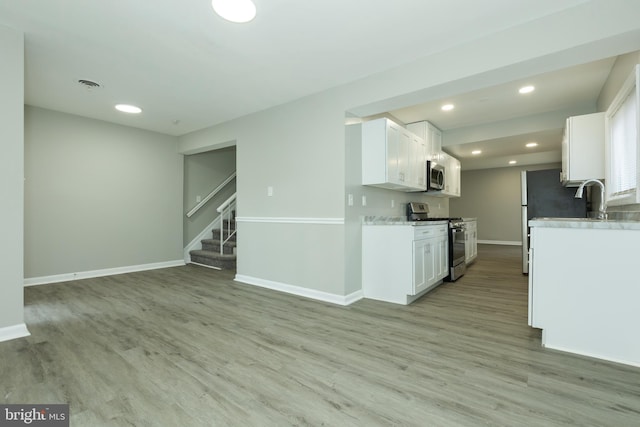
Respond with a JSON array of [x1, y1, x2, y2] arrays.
[[441, 103, 455, 111], [509, 160, 517, 165], [471, 150, 482, 155], [115, 104, 142, 114], [526, 142, 538, 148], [519, 85, 535, 94], [212, 0, 256, 23]]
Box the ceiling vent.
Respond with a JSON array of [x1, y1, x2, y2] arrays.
[[77, 79, 101, 89]]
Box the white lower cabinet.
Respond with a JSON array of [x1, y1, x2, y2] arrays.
[[413, 237, 436, 294], [528, 222, 640, 366], [464, 219, 477, 264], [362, 223, 448, 305]]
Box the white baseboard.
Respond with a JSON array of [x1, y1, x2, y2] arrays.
[[188, 261, 221, 271], [343, 289, 364, 305], [478, 240, 522, 246], [0, 323, 30, 343], [24, 260, 186, 287], [234, 274, 363, 306], [543, 342, 640, 369]]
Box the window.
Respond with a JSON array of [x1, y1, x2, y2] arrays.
[[606, 64, 640, 205]]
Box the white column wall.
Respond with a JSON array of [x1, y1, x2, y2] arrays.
[[0, 25, 28, 341]]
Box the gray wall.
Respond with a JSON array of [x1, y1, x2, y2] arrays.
[[183, 147, 236, 246], [24, 106, 184, 278], [181, 93, 348, 296], [179, 3, 640, 298], [0, 25, 25, 332], [597, 51, 640, 112], [450, 163, 560, 243]]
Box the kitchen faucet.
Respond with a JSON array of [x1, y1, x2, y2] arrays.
[[575, 179, 607, 220]]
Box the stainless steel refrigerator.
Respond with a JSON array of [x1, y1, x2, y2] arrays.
[[521, 169, 587, 273]]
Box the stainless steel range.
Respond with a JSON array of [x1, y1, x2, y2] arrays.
[[407, 202, 466, 281]]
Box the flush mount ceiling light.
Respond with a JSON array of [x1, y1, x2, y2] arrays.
[[115, 104, 142, 114], [471, 150, 482, 155], [519, 85, 535, 94], [526, 142, 538, 148], [212, 0, 256, 23], [509, 160, 517, 165], [441, 103, 455, 111]]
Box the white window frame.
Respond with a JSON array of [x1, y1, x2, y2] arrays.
[[605, 64, 640, 206]]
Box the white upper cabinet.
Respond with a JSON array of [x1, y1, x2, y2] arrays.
[[362, 118, 426, 192], [428, 124, 442, 159], [407, 120, 460, 198], [407, 120, 440, 161], [408, 131, 427, 188], [605, 64, 640, 206], [561, 112, 605, 186]]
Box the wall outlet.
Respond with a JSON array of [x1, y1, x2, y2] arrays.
[[362, 195, 367, 206], [348, 194, 353, 206], [391, 199, 395, 208], [196, 195, 202, 203], [267, 186, 273, 197]]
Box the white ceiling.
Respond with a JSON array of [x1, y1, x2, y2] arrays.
[[0, 0, 590, 136], [389, 57, 618, 170]]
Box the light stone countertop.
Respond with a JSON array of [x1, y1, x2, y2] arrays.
[[462, 217, 477, 222], [362, 216, 448, 226], [528, 217, 640, 230]]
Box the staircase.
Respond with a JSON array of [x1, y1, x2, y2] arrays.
[[189, 216, 237, 270], [185, 173, 237, 270]]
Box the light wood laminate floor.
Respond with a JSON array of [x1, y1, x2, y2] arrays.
[[2, 245, 640, 426]]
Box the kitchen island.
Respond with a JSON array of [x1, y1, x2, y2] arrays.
[[528, 218, 640, 367]]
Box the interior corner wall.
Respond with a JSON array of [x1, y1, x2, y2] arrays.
[[597, 50, 640, 112], [449, 163, 560, 243], [0, 25, 25, 332], [183, 147, 236, 246], [24, 106, 183, 279], [180, 92, 347, 297]]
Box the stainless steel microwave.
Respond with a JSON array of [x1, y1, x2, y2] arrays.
[[427, 160, 445, 191]]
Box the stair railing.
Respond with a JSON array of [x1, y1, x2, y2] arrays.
[[217, 192, 237, 255], [186, 172, 236, 218]]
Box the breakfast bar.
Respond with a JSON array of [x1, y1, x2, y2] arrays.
[[528, 218, 640, 367]]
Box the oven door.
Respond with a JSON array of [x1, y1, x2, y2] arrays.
[[451, 226, 466, 265], [448, 224, 467, 281]]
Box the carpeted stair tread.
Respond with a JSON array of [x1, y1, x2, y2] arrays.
[[201, 238, 236, 247], [211, 230, 237, 242], [189, 249, 236, 260], [189, 249, 237, 270], [189, 211, 238, 270], [201, 239, 235, 254]]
